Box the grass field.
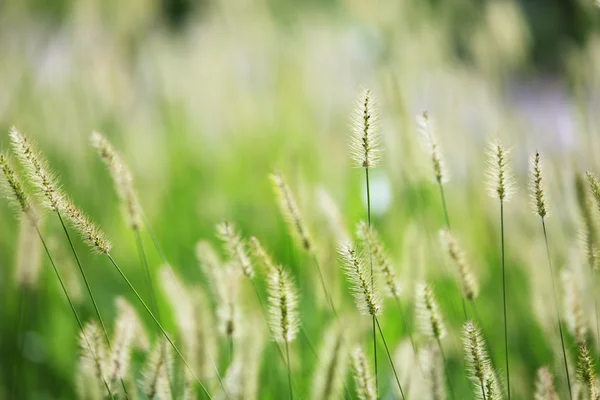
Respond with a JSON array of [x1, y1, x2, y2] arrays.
[[2, 1, 600, 399]]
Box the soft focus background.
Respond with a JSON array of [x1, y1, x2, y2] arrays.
[[2, 0, 600, 398]]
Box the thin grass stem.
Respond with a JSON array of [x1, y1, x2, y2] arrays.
[[375, 317, 405, 400], [541, 218, 572, 399], [35, 226, 115, 400], [500, 200, 510, 400], [285, 339, 294, 400], [365, 168, 378, 396], [12, 286, 27, 400], [134, 230, 159, 318], [56, 211, 129, 399], [105, 252, 216, 399]]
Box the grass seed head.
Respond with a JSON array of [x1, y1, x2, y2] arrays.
[[486, 140, 514, 202], [416, 111, 448, 184], [463, 321, 494, 399], [217, 220, 254, 279], [267, 265, 300, 343], [577, 341, 598, 399], [530, 152, 548, 219], [60, 198, 112, 254], [440, 229, 479, 301], [352, 345, 377, 400], [0, 153, 38, 222], [140, 338, 172, 400], [534, 366, 559, 400], [416, 283, 446, 340], [339, 240, 382, 317], [349, 88, 381, 169]]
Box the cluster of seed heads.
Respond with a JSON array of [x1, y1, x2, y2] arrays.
[[339, 241, 382, 317]]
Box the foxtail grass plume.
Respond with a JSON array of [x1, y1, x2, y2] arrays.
[[140, 338, 172, 400], [562, 268, 587, 345], [349, 88, 380, 169], [249, 236, 277, 275], [14, 217, 43, 289], [77, 320, 109, 396], [9, 127, 63, 211], [339, 241, 382, 317], [352, 346, 377, 400], [271, 170, 313, 252], [530, 152, 548, 218], [440, 229, 479, 301], [486, 140, 515, 201], [267, 265, 300, 344], [534, 367, 559, 400], [0, 153, 37, 221], [91, 132, 141, 231], [217, 221, 254, 279], [357, 221, 401, 299], [420, 344, 446, 400], [586, 171, 600, 214], [575, 172, 598, 271], [463, 321, 498, 399], [311, 325, 348, 400], [60, 198, 112, 254], [108, 297, 148, 389], [416, 283, 446, 340], [416, 111, 448, 184], [190, 288, 218, 381], [577, 341, 598, 399]]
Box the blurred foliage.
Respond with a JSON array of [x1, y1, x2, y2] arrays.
[[1, 0, 600, 399]]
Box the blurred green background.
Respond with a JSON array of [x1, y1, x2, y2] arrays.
[[2, 0, 600, 398]]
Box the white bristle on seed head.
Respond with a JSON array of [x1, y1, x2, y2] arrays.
[[339, 240, 382, 317], [416, 283, 446, 340], [463, 321, 496, 399], [60, 198, 112, 254], [529, 152, 548, 219], [267, 265, 300, 343], [534, 366, 559, 400], [440, 228, 479, 301], [349, 88, 381, 169], [78, 320, 109, 396], [217, 221, 254, 279], [0, 153, 38, 223], [140, 338, 172, 400], [416, 111, 448, 184], [486, 140, 515, 202]]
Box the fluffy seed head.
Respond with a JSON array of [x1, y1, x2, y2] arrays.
[[534, 367, 559, 400], [562, 268, 587, 345], [140, 338, 172, 400], [311, 325, 348, 400], [349, 88, 381, 169], [440, 229, 479, 301], [420, 344, 446, 400], [357, 221, 401, 299], [587, 171, 600, 214], [9, 127, 63, 211], [108, 297, 148, 387], [0, 153, 37, 221], [352, 346, 377, 400], [483, 371, 502, 400], [417, 111, 448, 184], [217, 221, 254, 278], [463, 321, 495, 399], [339, 241, 382, 317], [576, 172, 599, 271], [271, 170, 313, 252], [577, 341, 598, 399], [486, 140, 514, 201], [267, 266, 300, 343], [91, 132, 141, 231], [249, 236, 277, 275], [60, 198, 112, 254], [530, 152, 548, 218], [416, 283, 446, 340], [78, 320, 109, 396]]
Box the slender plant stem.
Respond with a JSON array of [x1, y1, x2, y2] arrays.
[[285, 339, 294, 400], [105, 253, 216, 400], [541, 218, 572, 399], [55, 211, 129, 399], [375, 317, 405, 400], [228, 333, 234, 365], [35, 226, 115, 400], [365, 167, 378, 396], [311, 252, 338, 319], [12, 286, 27, 400], [136, 204, 227, 396], [480, 380, 488, 400], [593, 268, 600, 348], [500, 200, 510, 400], [437, 181, 451, 230], [134, 230, 159, 318], [436, 337, 456, 400]]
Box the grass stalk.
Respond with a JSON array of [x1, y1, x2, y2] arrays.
[[365, 167, 378, 396], [56, 211, 129, 399], [105, 252, 215, 399], [285, 339, 294, 400], [541, 218, 572, 399], [500, 200, 510, 400], [12, 286, 27, 400], [35, 226, 115, 400], [374, 317, 405, 400]]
